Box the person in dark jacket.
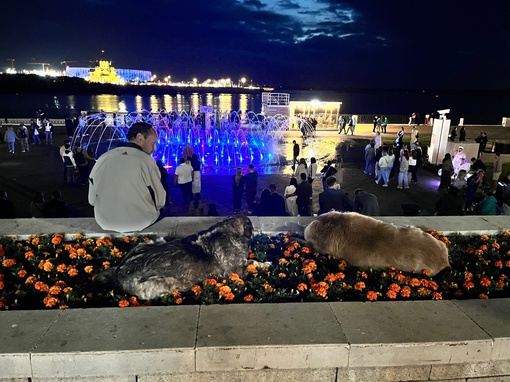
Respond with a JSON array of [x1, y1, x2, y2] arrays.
[[435, 187, 464, 216], [295, 173, 313, 216], [353, 189, 380, 216], [318, 176, 353, 215]]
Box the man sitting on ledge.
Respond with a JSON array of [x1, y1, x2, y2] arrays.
[[88, 122, 167, 232]]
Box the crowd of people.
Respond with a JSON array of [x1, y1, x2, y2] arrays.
[[1, 114, 509, 232]]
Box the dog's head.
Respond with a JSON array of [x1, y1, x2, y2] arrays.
[[222, 215, 253, 239]]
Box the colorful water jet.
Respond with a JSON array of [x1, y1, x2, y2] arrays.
[[71, 109, 289, 172]]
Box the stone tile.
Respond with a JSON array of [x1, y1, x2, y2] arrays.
[[335, 365, 431, 382], [329, 301, 493, 367], [0, 310, 61, 378], [453, 299, 510, 360], [31, 306, 199, 378], [33, 378, 134, 382], [140, 368, 337, 382], [196, 303, 348, 371], [430, 360, 510, 380]]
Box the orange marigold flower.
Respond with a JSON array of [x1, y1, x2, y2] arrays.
[[466, 247, 475, 255], [389, 283, 401, 293], [463, 281, 475, 290], [175, 298, 183, 304], [25, 275, 37, 284], [278, 258, 289, 265], [478, 293, 489, 300], [246, 264, 258, 274], [338, 260, 347, 270], [504, 230, 510, 236], [84, 265, 93, 273], [248, 251, 255, 259], [0, 281, 3, 290], [409, 278, 421, 287], [494, 260, 503, 268], [433, 292, 442, 301], [31, 237, 40, 245], [283, 249, 291, 257], [297, 283, 308, 292], [34, 281, 49, 292], [0, 273, 3, 281], [386, 290, 397, 299], [218, 285, 232, 297], [67, 267, 79, 277], [204, 278, 217, 286], [76, 248, 86, 257], [301, 246, 310, 254], [475, 249, 483, 256], [354, 281, 365, 291], [506, 260, 510, 268], [480, 234, 489, 241], [229, 273, 240, 281], [225, 292, 235, 301], [25, 251, 35, 260], [49, 285, 62, 295], [51, 234, 63, 245], [103, 261, 111, 270], [400, 286, 412, 298], [428, 281, 439, 291], [464, 271, 474, 281], [244, 294, 254, 302], [440, 236, 451, 245], [43, 261, 53, 272], [302, 259, 317, 274], [63, 287, 73, 293], [118, 300, 130, 307], [123, 236, 130, 243], [479, 244, 488, 251], [56, 264, 67, 273], [492, 242, 501, 249], [366, 291, 378, 301], [110, 247, 122, 257], [43, 296, 59, 308], [417, 287, 431, 296], [479, 277, 491, 287], [74, 233, 84, 239], [360, 272, 368, 279], [172, 290, 181, 298], [422, 269, 431, 277], [129, 296, 140, 306], [17, 269, 27, 278], [278, 272, 286, 278], [335, 272, 345, 280], [496, 280, 505, 288], [294, 253, 301, 259], [2, 259, 16, 267], [191, 285, 203, 295], [394, 273, 406, 282], [312, 281, 329, 298], [324, 273, 338, 283], [263, 283, 274, 293]]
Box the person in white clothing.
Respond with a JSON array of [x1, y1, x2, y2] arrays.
[[174, 157, 194, 205], [88, 122, 166, 232]]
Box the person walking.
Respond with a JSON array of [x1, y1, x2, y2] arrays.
[[174, 157, 194, 205], [4, 127, 17, 153], [190, 153, 202, 195], [295, 173, 312, 216], [284, 177, 298, 216], [292, 140, 300, 168], [397, 149, 410, 189], [18, 124, 29, 152]]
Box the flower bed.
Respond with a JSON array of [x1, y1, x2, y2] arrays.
[[0, 231, 509, 310]]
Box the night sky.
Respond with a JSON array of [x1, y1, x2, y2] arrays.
[[2, 1, 510, 90]]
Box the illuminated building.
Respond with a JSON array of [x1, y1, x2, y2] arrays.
[[65, 61, 152, 83]]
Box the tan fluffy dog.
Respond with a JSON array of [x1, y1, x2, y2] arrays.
[[304, 211, 449, 275]]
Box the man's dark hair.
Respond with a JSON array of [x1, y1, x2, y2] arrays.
[[126, 122, 154, 141], [300, 173, 307, 180], [269, 183, 276, 191], [354, 188, 363, 196], [326, 176, 337, 187]]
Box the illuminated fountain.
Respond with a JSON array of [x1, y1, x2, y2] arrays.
[[71, 109, 290, 172]]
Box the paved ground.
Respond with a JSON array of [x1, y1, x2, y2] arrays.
[[0, 122, 508, 219]]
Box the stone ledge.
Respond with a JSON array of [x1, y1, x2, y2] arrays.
[[0, 215, 509, 237], [0, 300, 509, 381]]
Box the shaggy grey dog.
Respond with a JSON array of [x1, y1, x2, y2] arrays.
[[97, 215, 254, 300], [304, 211, 449, 276]]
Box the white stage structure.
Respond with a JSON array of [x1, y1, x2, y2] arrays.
[[429, 109, 452, 165]]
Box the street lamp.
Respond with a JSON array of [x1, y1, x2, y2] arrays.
[[241, 77, 246, 87]]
